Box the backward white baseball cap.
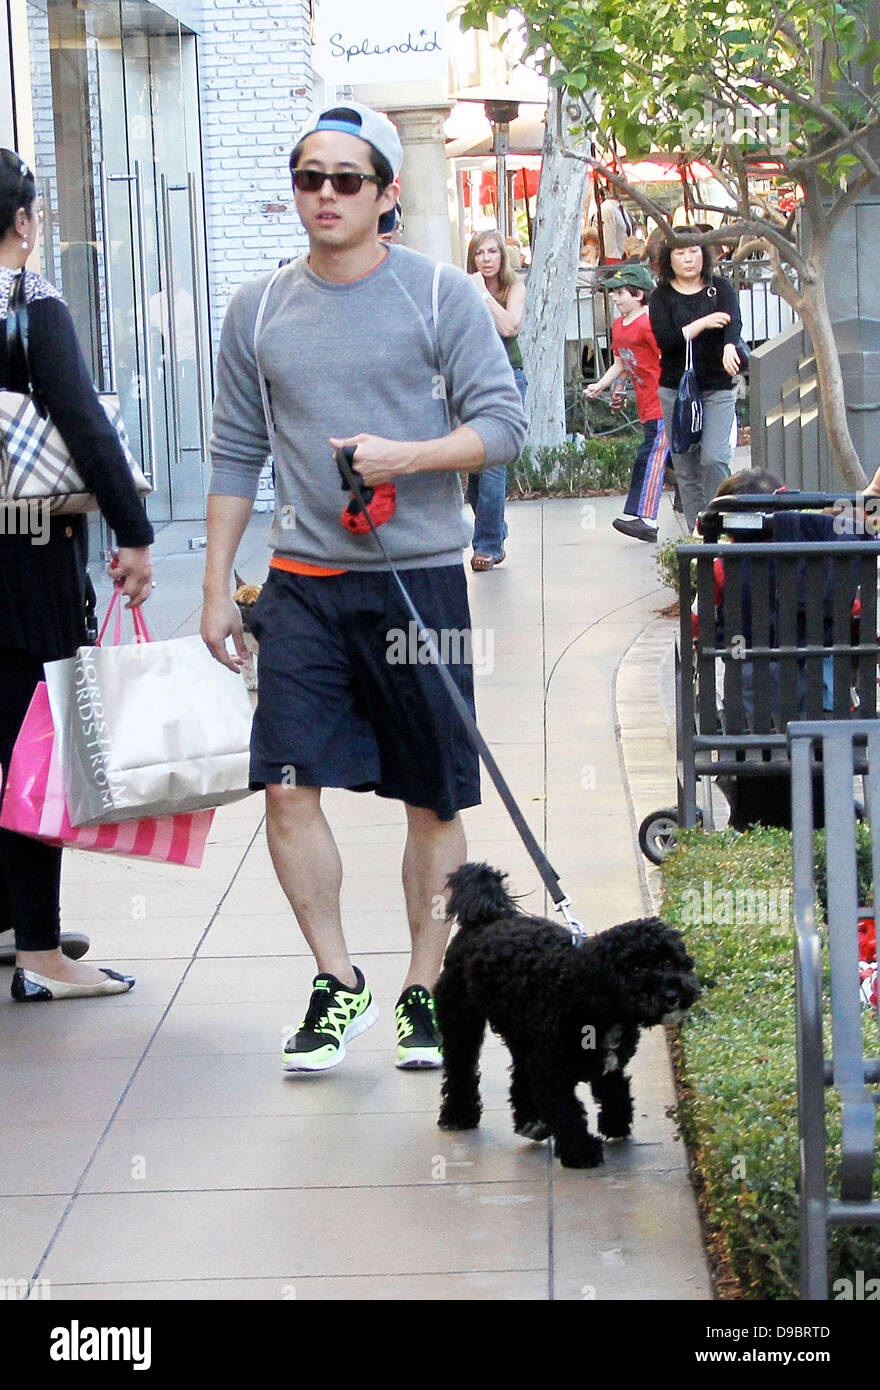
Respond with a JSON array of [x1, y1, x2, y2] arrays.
[[296, 101, 403, 178]]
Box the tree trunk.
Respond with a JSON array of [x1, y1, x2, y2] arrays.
[[798, 275, 867, 489], [520, 89, 592, 451]]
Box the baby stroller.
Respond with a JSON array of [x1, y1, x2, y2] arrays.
[[638, 492, 880, 864]]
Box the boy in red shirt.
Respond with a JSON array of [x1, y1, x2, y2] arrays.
[[585, 262, 667, 542]]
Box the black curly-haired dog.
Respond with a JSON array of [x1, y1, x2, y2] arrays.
[[435, 863, 700, 1169]]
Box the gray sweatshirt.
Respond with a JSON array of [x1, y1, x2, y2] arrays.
[[208, 244, 527, 570]]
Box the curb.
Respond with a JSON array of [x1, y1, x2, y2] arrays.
[[615, 615, 678, 913]]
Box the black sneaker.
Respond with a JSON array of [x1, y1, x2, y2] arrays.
[[612, 515, 658, 543], [395, 985, 443, 1069], [282, 968, 378, 1072]]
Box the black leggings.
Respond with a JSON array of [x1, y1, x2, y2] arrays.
[[0, 649, 62, 951]]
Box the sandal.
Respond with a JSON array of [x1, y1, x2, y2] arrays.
[[471, 549, 506, 572]]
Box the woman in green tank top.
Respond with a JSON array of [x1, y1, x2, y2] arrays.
[[465, 230, 527, 570]]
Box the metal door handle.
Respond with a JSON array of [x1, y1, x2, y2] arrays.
[[160, 173, 182, 467], [99, 161, 155, 483]]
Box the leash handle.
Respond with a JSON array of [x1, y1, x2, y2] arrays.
[[335, 446, 574, 915]]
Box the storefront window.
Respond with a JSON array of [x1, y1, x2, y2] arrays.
[[25, 0, 211, 522]]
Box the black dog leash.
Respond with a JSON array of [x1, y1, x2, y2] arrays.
[[335, 446, 585, 938]]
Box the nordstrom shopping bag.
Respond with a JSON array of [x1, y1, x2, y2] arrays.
[[44, 598, 255, 827], [0, 682, 214, 866]]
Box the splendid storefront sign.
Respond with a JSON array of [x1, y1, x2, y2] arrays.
[[317, 0, 447, 84]]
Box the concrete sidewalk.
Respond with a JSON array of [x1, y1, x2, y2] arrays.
[[0, 492, 710, 1301]]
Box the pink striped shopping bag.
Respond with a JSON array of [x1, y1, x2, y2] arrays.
[[0, 682, 213, 867]]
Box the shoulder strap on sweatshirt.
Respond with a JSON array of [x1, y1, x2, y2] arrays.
[[252, 263, 290, 449], [431, 261, 452, 431]]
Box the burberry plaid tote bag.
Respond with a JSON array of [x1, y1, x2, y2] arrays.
[[0, 271, 151, 514]]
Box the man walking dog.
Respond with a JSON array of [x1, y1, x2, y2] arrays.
[[201, 102, 526, 1073]]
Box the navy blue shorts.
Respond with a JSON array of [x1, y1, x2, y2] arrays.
[[248, 565, 481, 820]]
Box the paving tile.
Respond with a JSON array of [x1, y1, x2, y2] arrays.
[[0, 1196, 70, 1277], [41, 1184, 549, 1283], [0, 996, 169, 1060], [116, 1040, 508, 1113], [62, 917, 209, 962], [45, 1269, 548, 1299], [81, 1108, 551, 1194], [59, 879, 234, 921], [146, 1000, 325, 1057], [0, 1120, 106, 1197], [0, 1057, 137, 1123], [550, 1160, 712, 1301]]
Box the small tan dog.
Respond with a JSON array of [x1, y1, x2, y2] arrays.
[[232, 571, 262, 693]]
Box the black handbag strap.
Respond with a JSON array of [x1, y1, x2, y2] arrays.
[[334, 447, 584, 934]]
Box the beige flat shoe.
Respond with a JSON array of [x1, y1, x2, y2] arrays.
[[11, 967, 135, 1002]]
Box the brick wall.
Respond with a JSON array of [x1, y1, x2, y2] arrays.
[[198, 0, 314, 352], [26, 5, 59, 283]]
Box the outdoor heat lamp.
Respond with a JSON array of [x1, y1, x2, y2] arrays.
[[453, 86, 545, 239]]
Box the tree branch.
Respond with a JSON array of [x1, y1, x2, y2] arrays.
[[751, 67, 880, 175], [796, 117, 880, 171], [561, 146, 812, 277], [835, 69, 880, 124], [764, 241, 804, 312]]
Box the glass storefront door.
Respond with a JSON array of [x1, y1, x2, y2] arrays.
[[27, 0, 211, 525]]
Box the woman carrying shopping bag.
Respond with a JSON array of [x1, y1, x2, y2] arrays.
[[0, 149, 154, 1001], [649, 241, 743, 530]]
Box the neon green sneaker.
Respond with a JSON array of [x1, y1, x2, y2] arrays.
[[395, 985, 443, 1069], [282, 969, 378, 1072]]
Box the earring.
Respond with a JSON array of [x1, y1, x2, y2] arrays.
[[21, 238, 29, 251]]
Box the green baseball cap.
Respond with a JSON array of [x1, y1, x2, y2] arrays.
[[604, 263, 655, 294]]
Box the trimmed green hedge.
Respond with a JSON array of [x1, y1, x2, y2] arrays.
[[662, 826, 880, 1299], [508, 435, 637, 498]]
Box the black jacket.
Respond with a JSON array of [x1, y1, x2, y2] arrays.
[[649, 275, 741, 392], [0, 268, 153, 660]]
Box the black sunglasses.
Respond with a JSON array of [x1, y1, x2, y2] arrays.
[[292, 168, 382, 196]]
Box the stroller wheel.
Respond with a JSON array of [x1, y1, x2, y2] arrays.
[[638, 807, 702, 864]]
